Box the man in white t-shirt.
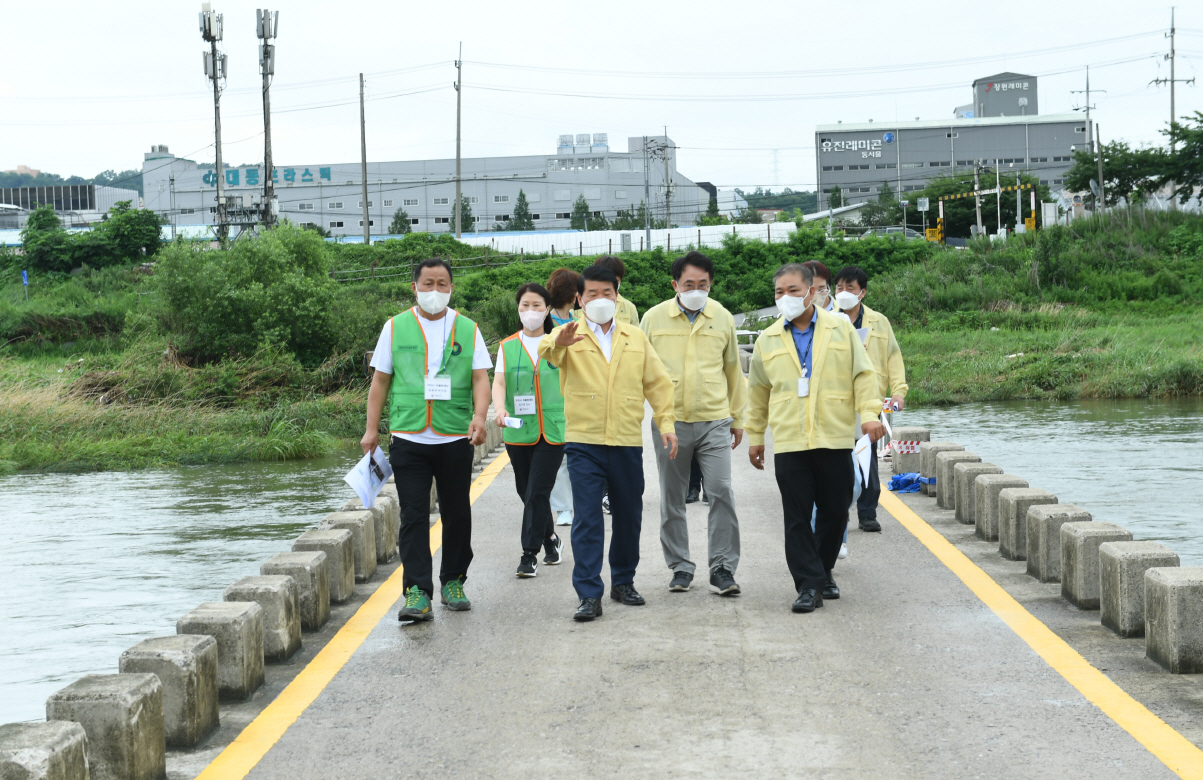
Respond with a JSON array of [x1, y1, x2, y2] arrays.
[[362, 259, 492, 622]]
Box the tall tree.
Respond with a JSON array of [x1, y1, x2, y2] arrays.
[[510, 189, 535, 231], [858, 182, 903, 228], [570, 194, 592, 231], [1064, 141, 1166, 208], [828, 186, 844, 208], [1160, 111, 1203, 206], [388, 207, 412, 234], [695, 196, 729, 226], [451, 195, 475, 233]]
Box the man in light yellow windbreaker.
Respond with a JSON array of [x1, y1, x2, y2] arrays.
[[746, 263, 884, 614], [833, 265, 908, 533], [641, 251, 747, 597], [539, 263, 677, 622]]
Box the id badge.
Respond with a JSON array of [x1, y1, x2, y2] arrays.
[[797, 376, 810, 398], [424, 374, 452, 401], [513, 394, 536, 415]]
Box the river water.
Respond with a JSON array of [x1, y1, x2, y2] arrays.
[[2, 399, 1201, 724], [0, 452, 359, 724]]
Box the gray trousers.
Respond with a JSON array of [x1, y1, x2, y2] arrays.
[[549, 457, 573, 514], [651, 418, 740, 576]]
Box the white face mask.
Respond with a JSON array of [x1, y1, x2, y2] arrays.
[[678, 289, 709, 311], [518, 309, 546, 332], [416, 290, 451, 316], [776, 292, 811, 321], [835, 290, 862, 311], [583, 297, 616, 324]]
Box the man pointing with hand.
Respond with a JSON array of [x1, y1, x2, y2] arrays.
[[540, 262, 678, 622]]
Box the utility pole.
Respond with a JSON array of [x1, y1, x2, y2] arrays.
[[1096, 123, 1106, 211], [169, 175, 177, 240], [1071, 66, 1106, 211], [454, 43, 463, 238], [256, 9, 278, 229], [973, 161, 984, 235], [643, 135, 651, 247], [359, 73, 370, 245], [995, 165, 1001, 234], [200, 3, 227, 244], [1016, 173, 1023, 230], [663, 127, 671, 229], [1152, 8, 1195, 209]]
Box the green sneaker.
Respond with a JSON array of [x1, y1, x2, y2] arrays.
[[440, 578, 472, 611], [397, 585, 433, 622]]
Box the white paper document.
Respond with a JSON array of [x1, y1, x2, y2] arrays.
[[856, 327, 869, 344], [344, 446, 393, 509], [853, 435, 872, 488]]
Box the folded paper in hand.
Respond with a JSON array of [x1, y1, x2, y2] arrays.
[[853, 435, 872, 488], [344, 446, 393, 509]]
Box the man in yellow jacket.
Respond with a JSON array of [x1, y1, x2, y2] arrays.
[[539, 263, 678, 621], [641, 251, 747, 597], [746, 263, 884, 614], [833, 265, 908, 533], [574, 255, 640, 326]]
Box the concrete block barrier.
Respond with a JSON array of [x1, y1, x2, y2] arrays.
[[998, 488, 1057, 561], [376, 495, 400, 562], [1145, 568, 1203, 673], [45, 674, 165, 780], [1060, 522, 1133, 609], [935, 451, 979, 510], [292, 529, 354, 604], [176, 602, 264, 702], [224, 576, 301, 663], [890, 426, 930, 475], [320, 510, 377, 583], [1026, 504, 1091, 583], [118, 635, 218, 748], [379, 483, 398, 503], [919, 442, 962, 497], [262, 551, 330, 632], [973, 474, 1028, 541], [340, 497, 394, 565], [953, 462, 1002, 525], [1100, 541, 1180, 638], [0, 721, 89, 780]]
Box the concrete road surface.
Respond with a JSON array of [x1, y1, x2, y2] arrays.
[[239, 426, 1173, 779]]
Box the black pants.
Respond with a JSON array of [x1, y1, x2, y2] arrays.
[[857, 438, 881, 522], [389, 436, 474, 597], [688, 455, 703, 495], [773, 448, 854, 592], [506, 437, 565, 553]]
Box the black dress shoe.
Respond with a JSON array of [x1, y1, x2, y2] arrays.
[[685, 488, 700, 504], [822, 573, 840, 600], [792, 588, 823, 613], [610, 583, 646, 606], [859, 517, 882, 532], [574, 598, 603, 621]]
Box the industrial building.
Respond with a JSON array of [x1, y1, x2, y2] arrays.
[[0, 183, 141, 227], [141, 134, 712, 236], [815, 72, 1089, 211]]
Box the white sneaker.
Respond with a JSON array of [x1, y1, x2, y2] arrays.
[[556, 511, 573, 526], [838, 543, 848, 560]]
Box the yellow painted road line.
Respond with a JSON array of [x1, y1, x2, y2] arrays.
[[196, 451, 511, 780], [879, 488, 1203, 780]]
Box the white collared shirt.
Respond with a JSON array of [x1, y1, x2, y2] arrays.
[[586, 316, 615, 362]]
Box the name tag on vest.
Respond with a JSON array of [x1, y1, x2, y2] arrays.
[[425, 375, 452, 401], [513, 395, 536, 415]]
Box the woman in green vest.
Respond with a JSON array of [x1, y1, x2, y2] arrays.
[[491, 283, 567, 578]]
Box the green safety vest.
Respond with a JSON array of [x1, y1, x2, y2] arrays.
[[499, 333, 565, 445], [388, 308, 477, 436]]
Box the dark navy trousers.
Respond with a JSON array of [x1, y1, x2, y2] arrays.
[[565, 443, 645, 600]]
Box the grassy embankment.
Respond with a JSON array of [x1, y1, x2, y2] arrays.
[[1, 211, 1200, 473]]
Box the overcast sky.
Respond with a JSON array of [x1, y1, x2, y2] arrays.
[[2, 0, 1200, 192]]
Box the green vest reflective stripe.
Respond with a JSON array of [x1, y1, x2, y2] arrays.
[[388, 308, 477, 436], [500, 334, 565, 445]]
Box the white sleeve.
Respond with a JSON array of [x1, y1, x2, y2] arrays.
[[472, 328, 493, 370], [369, 320, 393, 374], [494, 345, 506, 373]]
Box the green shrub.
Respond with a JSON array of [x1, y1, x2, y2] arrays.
[[154, 224, 338, 365]]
